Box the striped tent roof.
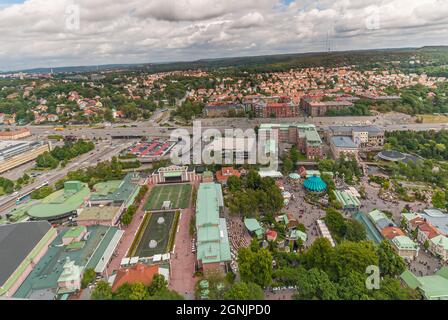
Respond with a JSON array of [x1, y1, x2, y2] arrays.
[[303, 176, 327, 192]]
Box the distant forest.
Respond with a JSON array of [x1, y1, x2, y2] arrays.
[[8, 46, 448, 75]]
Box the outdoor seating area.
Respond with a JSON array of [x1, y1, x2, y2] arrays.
[[227, 216, 251, 273]]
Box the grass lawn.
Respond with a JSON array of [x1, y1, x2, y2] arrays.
[[144, 184, 192, 210], [417, 114, 448, 123]]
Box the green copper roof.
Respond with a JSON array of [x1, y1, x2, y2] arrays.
[[196, 183, 223, 227], [367, 209, 388, 223], [27, 182, 90, 219], [244, 218, 262, 232], [289, 173, 300, 180], [196, 183, 230, 265], [304, 176, 327, 192], [430, 235, 448, 250], [401, 267, 448, 300], [333, 190, 361, 208], [89, 173, 140, 205], [392, 236, 418, 250]]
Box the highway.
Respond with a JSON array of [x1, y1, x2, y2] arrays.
[[0, 140, 133, 216], [12, 112, 446, 140]]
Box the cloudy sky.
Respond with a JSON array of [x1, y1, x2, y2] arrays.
[[0, 0, 447, 71]]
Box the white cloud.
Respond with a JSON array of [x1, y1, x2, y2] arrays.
[[0, 0, 447, 70]]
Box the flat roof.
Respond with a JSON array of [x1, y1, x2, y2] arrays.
[[196, 183, 230, 265], [0, 221, 53, 290], [0, 141, 46, 161], [244, 218, 263, 232], [14, 225, 119, 299], [196, 183, 223, 227], [329, 125, 382, 134], [392, 236, 418, 250], [89, 173, 140, 205], [76, 206, 120, 222]]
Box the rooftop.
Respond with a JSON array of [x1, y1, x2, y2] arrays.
[[401, 267, 448, 300], [27, 181, 90, 220], [331, 136, 357, 149], [420, 209, 448, 235], [14, 225, 120, 299], [89, 173, 140, 206], [329, 125, 382, 135], [0, 140, 46, 161], [244, 218, 263, 233], [304, 176, 327, 192], [76, 206, 120, 222], [0, 221, 55, 294], [196, 183, 231, 265], [430, 235, 448, 250], [333, 190, 361, 208], [391, 236, 419, 250], [112, 263, 159, 292]]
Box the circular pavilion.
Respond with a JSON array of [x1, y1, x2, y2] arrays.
[[377, 150, 406, 162], [289, 173, 300, 181], [303, 176, 327, 193]]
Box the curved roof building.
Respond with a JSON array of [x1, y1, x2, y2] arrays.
[[27, 181, 90, 221], [304, 176, 327, 193]]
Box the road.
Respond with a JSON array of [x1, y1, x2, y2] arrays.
[[0, 140, 133, 216], [14, 118, 448, 141]]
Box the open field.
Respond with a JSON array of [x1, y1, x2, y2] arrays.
[[144, 184, 192, 210], [132, 211, 178, 258]]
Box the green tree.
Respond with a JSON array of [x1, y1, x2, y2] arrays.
[[290, 146, 300, 164], [377, 240, 406, 277], [282, 156, 294, 175], [128, 283, 150, 300], [147, 274, 168, 296], [227, 175, 242, 192], [294, 268, 339, 300], [432, 190, 446, 209], [81, 268, 96, 289], [121, 213, 132, 226], [238, 248, 273, 288], [224, 282, 265, 300], [36, 151, 59, 169], [31, 186, 54, 199], [114, 282, 149, 300], [91, 280, 113, 300], [302, 238, 334, 272], [372, 277, 421, 300], [331, 241, 379, 280], [345, 220, 367, 242], [324, 208, 347, 241], [337, 271, 371, 300]]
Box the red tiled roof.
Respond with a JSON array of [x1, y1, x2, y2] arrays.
[[112, 264, 159, 292], [266, 230, 278, 241], [418, 223, 440, 240], [409, 217, 426, 228], [381, 226, 405, 240], [216, 167, 241, 182]]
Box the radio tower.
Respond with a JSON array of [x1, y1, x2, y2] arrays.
[[326, 31, 333, 53]]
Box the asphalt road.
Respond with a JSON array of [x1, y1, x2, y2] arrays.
[[19, 119, 448, 140], [0, 140, 133, 216]]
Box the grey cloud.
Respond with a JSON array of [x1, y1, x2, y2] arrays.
[[0, 0, 447, 70]]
